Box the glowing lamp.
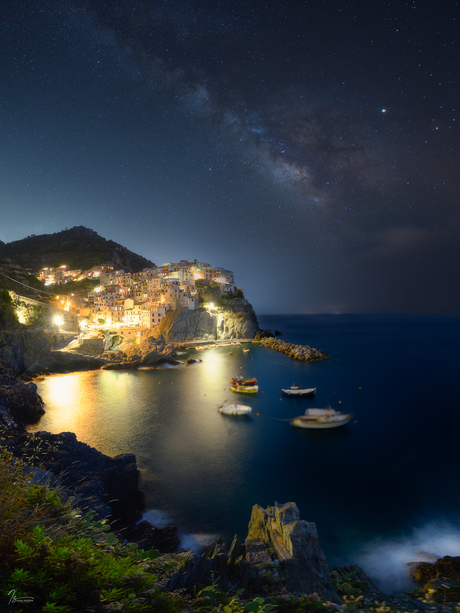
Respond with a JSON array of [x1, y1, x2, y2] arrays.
[[53, 316, 64, 326]]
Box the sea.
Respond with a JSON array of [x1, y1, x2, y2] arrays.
[[31, 314, 460, 594]]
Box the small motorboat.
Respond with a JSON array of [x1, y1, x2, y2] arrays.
[[219, 403, 252, 415], [282, 384, 316, 397], [290, 407, 353, 429], [243, 348, 250, 354], [230, 384, 259, 393], [230, 375, 257, 386]]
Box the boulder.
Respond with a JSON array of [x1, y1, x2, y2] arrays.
[[407, 556, 460, 585], [121, 336, 177, 366], [124, 521, 180, 553], [186, 358, 202, 365], [254, 329, 275, 341], [246, 502, 341, 603], [0, 364, 44, 426]]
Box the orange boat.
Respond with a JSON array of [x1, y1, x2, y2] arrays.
[[230, 375, 257, 386]]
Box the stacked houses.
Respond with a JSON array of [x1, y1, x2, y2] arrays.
[[39, 261, 236, 331]]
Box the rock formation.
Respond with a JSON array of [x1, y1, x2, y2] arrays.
[[258, 337, 328, 361], [407, 556, 460, 585], [246, 502, 341, 602], [150, 301, 260, 342], [109, 334, 178, 368], [0, 429, 145, 532], [165, 502, 342, 604]]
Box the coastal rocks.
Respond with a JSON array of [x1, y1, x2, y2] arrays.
[[0, 364, 44, 426], [407, 556, 460, 585], [246, 502, 341, 603], [186, 357, 202, 365], [166, 502, 341, 602], [254, 329, 275, 341], [26, 351, 106, 376], [259, 337, 328, 361], [66, 337, 105, 356], [0, 430, 145, 528], [121, 335, 178, 366], [124, 521, 180, 553], [151, 303, 260, 342], [167, 536, 246, 593]]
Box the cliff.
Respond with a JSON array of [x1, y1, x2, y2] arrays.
[[150, 300, 260, 342]]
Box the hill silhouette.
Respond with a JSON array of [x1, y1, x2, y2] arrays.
[[0, 226, 155, 273]]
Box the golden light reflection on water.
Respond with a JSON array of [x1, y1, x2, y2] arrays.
[[31, 372, 98, 434], [32, 348, 259, 505]]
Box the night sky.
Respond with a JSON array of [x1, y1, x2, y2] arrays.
[[1, 0, 459, 313]]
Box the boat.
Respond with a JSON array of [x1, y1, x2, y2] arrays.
[[242, 348, 250, 354], [281, 384, 316, 397], [230, 384, 258, 393], [290, 407, 353, 429], [230, 375, 257, 386], [219, 403, 252, 415]]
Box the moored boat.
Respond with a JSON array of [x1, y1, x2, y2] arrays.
[[281, 384, 316, 397], [230, 375, 257, 386], [290, 407, 353, 429], [219, 403, 252, 415], [230, 384, 258, 393]]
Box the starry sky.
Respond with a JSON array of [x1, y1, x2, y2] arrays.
[[1, 0, 459, 313]]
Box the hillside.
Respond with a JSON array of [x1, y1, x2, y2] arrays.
[[0, 226, 154, 273], [0, 258, 45, 297]]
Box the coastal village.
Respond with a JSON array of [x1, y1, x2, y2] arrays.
[[36, 260, 237, 335]]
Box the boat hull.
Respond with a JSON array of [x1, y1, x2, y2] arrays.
[[282, 387, 316, 397], [219, 404, 252, 415], [230, 385, 258, 393], [230, 377, 257, 386], [290, 415, 352, 429]]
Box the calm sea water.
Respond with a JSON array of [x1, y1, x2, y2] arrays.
[[32, 314, 460, 592]]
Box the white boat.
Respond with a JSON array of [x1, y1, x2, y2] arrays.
[[290, 407, 353, 429], [219, 403, 252, 415], [282, 384, 316, 397]]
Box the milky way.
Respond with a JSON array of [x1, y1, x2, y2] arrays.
[[1, 0, 459, 311]]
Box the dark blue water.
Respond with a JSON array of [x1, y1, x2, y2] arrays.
[[33, 314, 460, 592]]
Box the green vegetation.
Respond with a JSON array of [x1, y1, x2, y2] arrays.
[[1, 447, 457, 612], [48, 277, 100, 296], [0, 289, 15, 326]]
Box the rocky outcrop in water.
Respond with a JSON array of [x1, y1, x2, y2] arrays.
[[246, 502, 341, 602], [0, 363, 44, 427], [259, 337, 328, 361], [107, 334, 178, 368], [166, 502, 342, 604], [407, 556, 460, 585], [151, 302, 260, 342]]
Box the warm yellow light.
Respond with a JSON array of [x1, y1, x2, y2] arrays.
[[16, 310, 27, 324], [106, 317, 112, 326], [53, 316, 64, 326], [209, 303, 215, 310]]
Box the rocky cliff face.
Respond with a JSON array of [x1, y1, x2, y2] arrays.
[[151, 301, 260, 342]]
